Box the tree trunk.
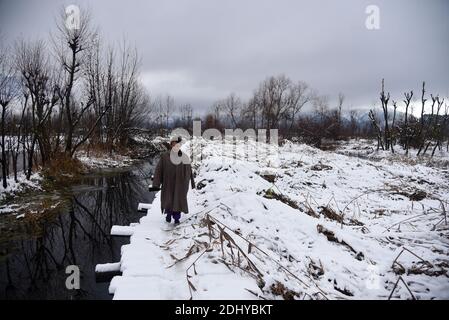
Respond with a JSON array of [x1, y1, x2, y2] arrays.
[[26, 136, 37, 180], [1, 106, 7, 189], [64, 48, 77, 154]]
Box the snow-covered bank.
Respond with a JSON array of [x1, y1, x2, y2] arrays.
[[109, 138, 449, 300], [75, 136, 168, 169], [0, 173, 42, 204], [0, 150, 140, 216], [76, 151, 135, 170]]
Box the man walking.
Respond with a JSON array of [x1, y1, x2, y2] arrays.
[[152, 136, 195, 224]]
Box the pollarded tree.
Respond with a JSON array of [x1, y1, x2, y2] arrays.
[[402, 90, 413, 155], [15, 39, 59, 178]]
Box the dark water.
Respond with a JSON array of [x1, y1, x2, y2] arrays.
[[0, 158, 157, 300]]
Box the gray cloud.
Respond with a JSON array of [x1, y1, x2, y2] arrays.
[[1, 0, 448, 115]]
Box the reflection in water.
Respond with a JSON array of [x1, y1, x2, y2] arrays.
[[0, 159, 156, 299]]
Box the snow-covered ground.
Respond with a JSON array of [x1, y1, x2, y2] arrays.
[[0, 173, 42, 204], [108, 138, 449, 300]]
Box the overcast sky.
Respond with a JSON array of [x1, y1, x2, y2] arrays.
[[1, 0, 448, 115]]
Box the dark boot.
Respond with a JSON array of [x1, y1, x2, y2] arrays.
[[173, 211, 181, 225]]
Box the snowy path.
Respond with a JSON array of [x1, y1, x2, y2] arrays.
[[109, 194, 259, 300], [109, 195, 191, 299]]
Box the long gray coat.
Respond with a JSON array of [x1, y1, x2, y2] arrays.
[[152, 150, 195, 213]]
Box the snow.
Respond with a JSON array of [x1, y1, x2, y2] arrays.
[[137, 203, 152, 212], [108, 137, 449, 300], [0, 172, 42, 203], [111, 225, 135, 236], [76, 151, 134, 169], [95, 262, 121, 273]]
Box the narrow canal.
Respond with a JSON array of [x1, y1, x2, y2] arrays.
[[0, 158, 157, 299]]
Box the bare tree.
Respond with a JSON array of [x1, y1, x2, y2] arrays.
[[424, 96, 444, 155], [368, 109, 384, 151], [219, 93, 242, 128], [211, 101, 222, 126], [15, 39, 59, 178], [85, 39, 148, 152], [419, 82, 426, 134], [0, 42, 18, 188], [286, 81, 310, 134], [152, 94, 174, 135], [53, 7, 98, 155], [431, 98, 447, 156], [241, 98, 259, 129], [380, 79, 391, 150], [391, 100, 398, 153], [9, 92, 28, 182], [349, 109, 359, 138], [251, 75, 311, 134], [402, 91, 413, 155], [163, 95, 174, 129], [179, 103, 193, 129], [415, 81, 428, 156], [330, 93, 345, 139]]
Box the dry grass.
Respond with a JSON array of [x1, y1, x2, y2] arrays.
[[171, 203, 329, 300], [316, 224, 364, 261], [42, 152, 84, 183], [262, 188, 299, 209]]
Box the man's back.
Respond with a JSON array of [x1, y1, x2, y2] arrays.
[[153, 150, 194, 215]]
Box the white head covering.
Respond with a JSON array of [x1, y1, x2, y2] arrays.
[[170, 136, 182, 143]]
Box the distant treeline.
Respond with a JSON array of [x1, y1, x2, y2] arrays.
[[170, 76, 448, 154]]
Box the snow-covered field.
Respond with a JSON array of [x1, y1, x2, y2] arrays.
[[108, 138, 449, 300]]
